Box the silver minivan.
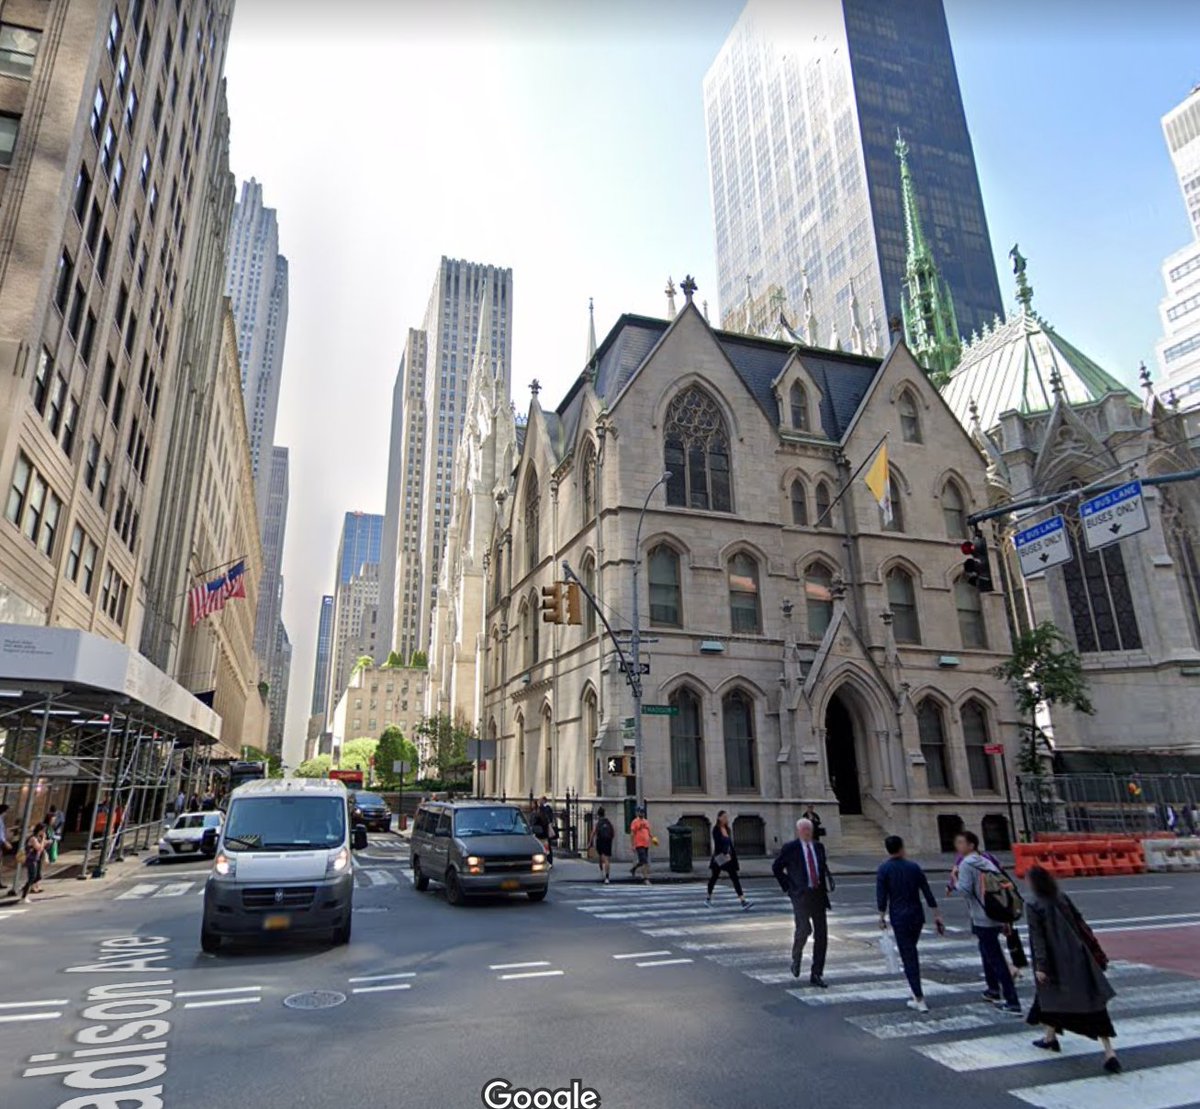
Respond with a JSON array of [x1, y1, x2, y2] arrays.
[[201, 778, 355, 952], [410, 800, 549, 905]]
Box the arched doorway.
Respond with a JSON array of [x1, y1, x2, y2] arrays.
[[824, 693, 862, 814]]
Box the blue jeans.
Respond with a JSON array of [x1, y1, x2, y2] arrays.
[[973, 924, 1019, 1007], [893, 920, 924, 999]]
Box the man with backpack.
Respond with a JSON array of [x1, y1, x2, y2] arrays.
[[588, 806, 615, 884], [954, 829, 1022, 1015]]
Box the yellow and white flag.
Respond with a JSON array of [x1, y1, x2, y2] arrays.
[[863, 440, 891, 525]]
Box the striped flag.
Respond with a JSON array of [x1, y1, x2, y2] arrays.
[[188, 561, 247, 627], [223, 560, 246, 601], [863, 440, 892, 525]]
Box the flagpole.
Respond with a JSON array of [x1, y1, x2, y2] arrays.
[[814, 432, 889, 528], [190, 554, 248, 583]]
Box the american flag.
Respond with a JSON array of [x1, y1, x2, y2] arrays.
[[188, 561, 248, 627]]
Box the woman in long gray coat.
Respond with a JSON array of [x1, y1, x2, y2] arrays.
[[1025, 865, 1120, 1073]]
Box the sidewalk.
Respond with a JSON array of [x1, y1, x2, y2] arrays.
[[0, 842, 150, 900]]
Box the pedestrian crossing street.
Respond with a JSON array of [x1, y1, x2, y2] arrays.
[[110, 866, 408, 900], [559, 882, 1200, 1108]]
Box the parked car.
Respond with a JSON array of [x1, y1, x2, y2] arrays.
[[409, 800, 549, 905], [158, 811, 223, 860], [348, 791, 392, 833]]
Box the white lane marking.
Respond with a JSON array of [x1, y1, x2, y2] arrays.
[[850, 1011, 996, 1039], [1086, 911, 1200, 927], [612, 950, 672, 960], [644, 918, 795, 938], [634, 958, 694, 968], [362, 869, 398, 886], [155, 881, 194, 897], [116, 883, 159, 900], [1069, 885, 1174, 895], [351, 984, 411, 994], [348, 973, 416, 982], [498, 970, 565, 980], [789, 980, 982, 1006], [0, 999, 70, 1009], [398, 868, 415, 884], [489, 961, 550, 970], [0, 1012, 62, 1023], [916, 1012, 1200, 1072], [174, 987, 262, 998], [0, 909, 29, 920], [182, 997, 262, 1009], [1012, 1060, 1200, 1109], [1095, 920, 1200, 934]]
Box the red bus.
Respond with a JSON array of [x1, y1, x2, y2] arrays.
[[329, 768, 364, 788]]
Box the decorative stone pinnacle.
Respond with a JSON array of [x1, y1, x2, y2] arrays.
[[681, 275, 698, 303], [1139, 361, 1152, 390], [702, 299, 709, 322], [529, 378, 541, 397], [831, 573, 847, 602], [1048, 366, 1064, 395], [664, 277, 676, 299], [968, 397, 980, 423], [1010, 243, 1034, 311], [887, 314, 902, 338]]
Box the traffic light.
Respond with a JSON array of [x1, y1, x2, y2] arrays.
[[540, 582, 564, 623], [961, 533, 994, 592], [565, 582, 583, 626]]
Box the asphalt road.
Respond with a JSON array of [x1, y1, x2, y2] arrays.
[[3, 836, 1199, 1109]]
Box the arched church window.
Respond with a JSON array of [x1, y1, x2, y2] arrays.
[[899, 390, 922, 443], [523, 469, 540, 572], [790, 479, 809, 526], [580, 440, 596, 524], [917, 699, 949, 792], [789, 382, 809, 431], [663, 386, 732, 512], [1062, 517, 1141, 653]]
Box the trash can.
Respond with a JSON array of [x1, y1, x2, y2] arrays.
[[667, 823, 693, 873]]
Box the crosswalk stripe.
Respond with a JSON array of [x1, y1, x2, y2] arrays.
[[156, 881, 194, 897], [361, 869, 398, 886], [789, 980, 984, 1005], [0, 909, 28, 921], [916, 1012, 1200, 1072], [1011, 1060, 1200, 1109], [116, 883, 160, 900]]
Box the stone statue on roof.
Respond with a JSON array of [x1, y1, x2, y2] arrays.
[[1009, 244, 1027, 277]]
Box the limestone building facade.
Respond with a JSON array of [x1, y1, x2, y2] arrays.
[[468, 290, 1020, 855]]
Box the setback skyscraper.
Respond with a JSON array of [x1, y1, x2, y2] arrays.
[[387, 259, 511, 658], [325, 512, 384, 714], [311, 593, 334, 719], [704, 0, 1001, 345], [257, 447, 291, 754]]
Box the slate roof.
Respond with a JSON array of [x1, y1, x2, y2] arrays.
[[550, 311, 882, 446], [942, 307, 1135, 430]]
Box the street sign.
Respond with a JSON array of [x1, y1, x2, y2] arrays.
[[391, 760, 411, 775], [37, 755, 91, 778], [1080, 481, 1149, 552], [467, 739, 497, 761], [1014, 515, 1071, 578], [619, 660, 651, 675], [983, 744, 1004, 755], [641, 704, 678, 717], [622, 717, 635, 728]]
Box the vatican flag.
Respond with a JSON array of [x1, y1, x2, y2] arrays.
[[863, 440, 892, 525]]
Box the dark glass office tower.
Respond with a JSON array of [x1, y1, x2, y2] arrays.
[[705, 0, 1002, 344]]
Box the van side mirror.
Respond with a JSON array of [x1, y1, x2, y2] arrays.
[[200, 828, 218, 858], [352, 824, 368, 851]]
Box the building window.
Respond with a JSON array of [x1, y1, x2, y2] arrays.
[[669, 687, 704, 791], [789, 381, 809, 431], [521, 603, 532, 670], [581, 554, 596, 635], [1062, 524, 1142, 653], [663, 386, 732, 512], [90, 84, 107, 142], [5, 452, 31, 525], [728, 552, 761, 634], [580, 440, 595, 524], [583, 690, 598, 745], [54, 250, 73, 313], [955, 577, 987, 649], [882, 475, 904, 532], [805, 562, 834, 640], [899, 390, 922, 442], [81, 540, 97, 594], [0, 112, 18, 168], [1164, 492, 1200, 650], [65, 524, 84, 581], [648, 544, 681, 627], [722, 690, 757, 791], [523, 469, 539, 572], [942, 480, 967, 538], [917, 699, 950, 792], [887, 567, 920, 644], [962, 700, 997, 792], [542, 707, 553, 793], [0, 24, 41, 79], [790, 479, 808, 526], [815, 480, 834, 528]]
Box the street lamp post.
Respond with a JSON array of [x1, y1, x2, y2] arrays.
[[630, 472, 672, 816]]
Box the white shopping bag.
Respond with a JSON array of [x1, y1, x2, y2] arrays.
[[879, 930, 902, 975]]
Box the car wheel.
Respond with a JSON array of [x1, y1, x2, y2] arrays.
[[412, 859, 430, 891], [332, 916, 352, 945], [200, 925, 221, 954], [527, 888, 548, 903], [444, 868, 464, 906]]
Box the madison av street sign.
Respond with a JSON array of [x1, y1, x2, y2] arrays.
[[1080, 481, 1150, 552], [1014, 514, 1072, 578]]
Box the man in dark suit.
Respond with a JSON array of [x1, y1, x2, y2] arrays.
[[772, 817, 832, 987]]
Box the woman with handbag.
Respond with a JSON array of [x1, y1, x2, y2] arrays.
[[705, 811, 751, 911], [1025, 865, 1121, 1073]]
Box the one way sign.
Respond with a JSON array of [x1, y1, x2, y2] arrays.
[[1080, 481, 1150, 552]]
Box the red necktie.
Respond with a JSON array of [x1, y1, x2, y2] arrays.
[[806, 844, 818, 888]]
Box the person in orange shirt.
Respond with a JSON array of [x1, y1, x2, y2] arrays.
[[629, 808, 652, 884]]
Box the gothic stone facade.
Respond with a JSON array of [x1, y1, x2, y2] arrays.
[[479, 302, 1020, 855]]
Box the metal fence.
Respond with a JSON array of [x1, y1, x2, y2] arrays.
[[1017, 773, 1200, 837]]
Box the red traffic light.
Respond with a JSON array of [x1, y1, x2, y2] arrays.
[[960, 540, 977, 555]]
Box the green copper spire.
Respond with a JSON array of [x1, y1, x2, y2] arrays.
[[896, 131, 961, 387]]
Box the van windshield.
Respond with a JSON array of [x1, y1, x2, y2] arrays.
[[454, 807, 530, 837], [223, 796, 346, 851]]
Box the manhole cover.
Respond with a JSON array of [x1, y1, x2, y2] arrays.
[[283, 990, 346, 1010]]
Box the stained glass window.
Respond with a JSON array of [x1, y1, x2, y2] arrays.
[[917, 699, 949, 791], [664, 387, 732, 512], [723, 690, 757, 791], [670, 688, 704, 791]]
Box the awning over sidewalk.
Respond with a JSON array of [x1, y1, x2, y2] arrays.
[[1055, 750, 1200, 776]]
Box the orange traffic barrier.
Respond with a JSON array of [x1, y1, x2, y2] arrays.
[[1016, 838, 1144, 879]]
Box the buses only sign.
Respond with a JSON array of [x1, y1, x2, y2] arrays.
[[1079, 481, 1149, 552]]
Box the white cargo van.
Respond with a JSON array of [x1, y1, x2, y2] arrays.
[[201, 778, 356, 952]]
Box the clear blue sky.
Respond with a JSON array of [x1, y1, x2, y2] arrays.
[[225, 0, 1200, 761]]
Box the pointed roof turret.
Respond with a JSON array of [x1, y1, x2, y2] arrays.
[[586, 297, 597, 364], [896, 131, 961, 386], [867, 301, 882, 355], [665, 277, 677, 320], [848, 278, 865, 355], [801, 268, 818, 345], [829, 319, 842, 352]]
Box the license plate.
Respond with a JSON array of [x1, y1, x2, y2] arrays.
[[181, 843, 195, 852], [263, 913, 291, 931], [500, 879, 520, 891]]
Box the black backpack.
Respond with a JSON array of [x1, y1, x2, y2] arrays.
[[975, 864, 1024, 924], [596, 818, 614, 841]]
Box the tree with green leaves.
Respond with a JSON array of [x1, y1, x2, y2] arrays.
[[409, 650, 428, 669], [351, 655, 375, 677], [993, 621, 1094, 776], [339, 737, 379, 783], [414, 713, 474, 782], [375, 726, 419, 787], [295, 754, 332, 778], [381, 650, 406, 670], [241, 745, 284, 779]]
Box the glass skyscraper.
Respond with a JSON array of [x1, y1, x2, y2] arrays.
[[704, 0, 1002, 344], [336, 512, 384, 586]]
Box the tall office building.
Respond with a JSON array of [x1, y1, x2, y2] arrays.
[[703, 0, 1001, 346], [336, 511, 383, 586], [311, 593, 334, 718], [0, 1, 236, 641], [387, 259, 512, 658], [1155, 86, 1200, 415], [225, 179, 289, 510], [254, 446, 288, 660], [325, 512, 383, 714], [266, 613, 291, 755]]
